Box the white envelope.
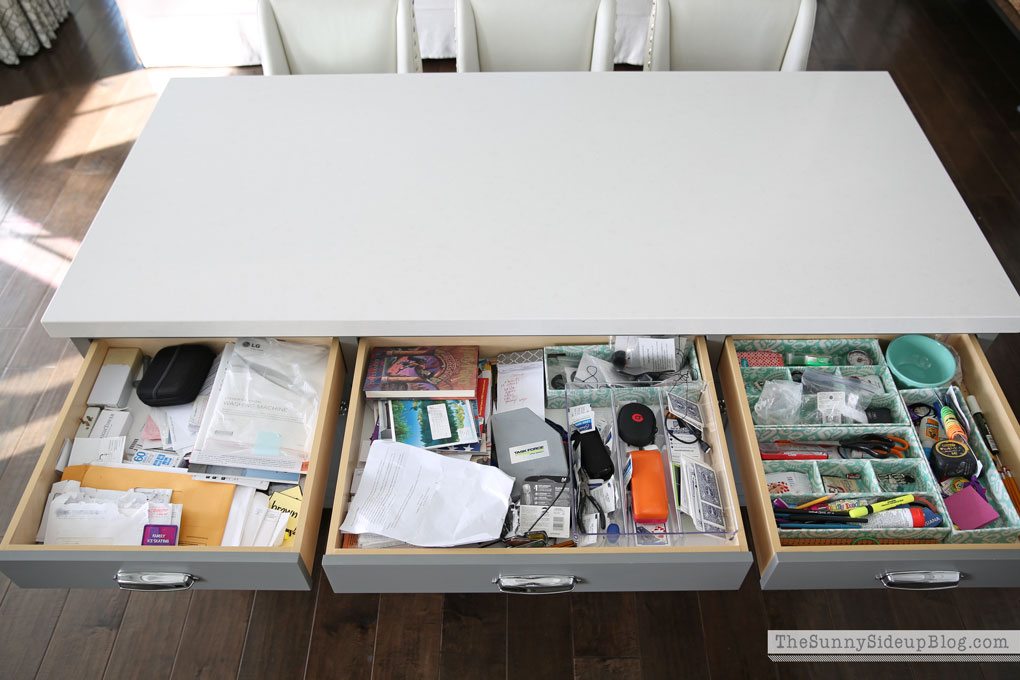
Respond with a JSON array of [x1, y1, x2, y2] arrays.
[[43, 492, 149, 546]]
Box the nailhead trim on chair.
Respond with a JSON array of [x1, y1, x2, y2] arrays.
[[645, 0, 657, 70]]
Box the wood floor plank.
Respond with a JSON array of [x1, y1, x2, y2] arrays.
[[920, 0, 1020, 135], [698, 571, 778, 680], [236, 589, 318, 680], [507, 593, 573, 680], [762, 589, 836, 680], [5, 75, 128, 227], [237, 518, 330, 680], [570, 592, 640, 659], [372, 594, 443, 680], [951, 588, 1020, 680], [635, 591, 708, 680], [952, 0, 1020, 94], [573, 656, 641, 680], [169, 591, 254, 680], [4, 291, 71, 373], [0, 327, 24, 372], [0, 585, 68, 680], [808, 0, 859, 70], [34, 589, 131, 679], [439, 593, 507, 680], [102, 590, 193, 680], [821, 567, 916, 677], [890, 590, 975, 680], [0, 88, 87, 222], [305, 582, 379, 680], [908, 0, 1020, 205]]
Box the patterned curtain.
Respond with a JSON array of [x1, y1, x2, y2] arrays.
[[1, 0, 71, 65]]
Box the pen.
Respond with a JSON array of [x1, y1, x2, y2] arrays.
[[761, 453, 828, 460], [795, 495, 832, 509], [779, 523, 862, 529], [774, 512, 866, 523]]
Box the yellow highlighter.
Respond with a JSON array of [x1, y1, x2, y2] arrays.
[[848, 494, 914, 518]]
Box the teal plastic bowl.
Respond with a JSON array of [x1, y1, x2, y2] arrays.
[[886, 335, 956, 388]]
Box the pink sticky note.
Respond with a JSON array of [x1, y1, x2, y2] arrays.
[[944, 485, 999, 530]]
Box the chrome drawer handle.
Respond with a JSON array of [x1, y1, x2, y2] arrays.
[[877, 570, 961, 590], [114, 571, 197, 591], [493, 574, 577, 594]]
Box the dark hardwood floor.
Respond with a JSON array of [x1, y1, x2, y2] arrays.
[[1, 1, 1020, 678]]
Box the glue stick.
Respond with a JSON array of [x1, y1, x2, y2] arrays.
[[917, 416, 939, 461], [865, 507, 942, 528]]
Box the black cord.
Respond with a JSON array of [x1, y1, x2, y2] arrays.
[[907, 402, 935, 423], [667, 415, 710, 454]]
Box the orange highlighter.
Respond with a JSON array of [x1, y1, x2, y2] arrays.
[[630, 449, 670, 523]]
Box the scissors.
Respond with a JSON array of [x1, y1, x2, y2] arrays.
[[837, 434, 908, 459]]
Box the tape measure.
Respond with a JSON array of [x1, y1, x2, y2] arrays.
[[931, 439, 978, 480]]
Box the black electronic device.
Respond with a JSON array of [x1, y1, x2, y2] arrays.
[[617, 403, 657, 448], [571, 430, 615, 480], [136, 344, 215, 406]]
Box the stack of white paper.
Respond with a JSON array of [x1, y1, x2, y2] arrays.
[[340, 440, 514, 547], [220, 487, 289, 547]]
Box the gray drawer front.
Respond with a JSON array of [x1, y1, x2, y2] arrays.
[[762, 548, 1020, 590], [323, 551, 752, 593], [0, 550, 311, 590]]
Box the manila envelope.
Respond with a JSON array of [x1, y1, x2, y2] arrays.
[[62, 465, 235, 546]]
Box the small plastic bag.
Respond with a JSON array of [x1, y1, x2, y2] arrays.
[[754, 380, 803, 425], [800, 369, 881, 424]]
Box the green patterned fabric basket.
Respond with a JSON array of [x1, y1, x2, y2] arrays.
[[771, 493, 951, 542], [898, 386, 1020, 544]]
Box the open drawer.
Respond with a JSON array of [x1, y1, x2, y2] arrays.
[[323, 336, 751, 593], [0, 337, 344, 590], [720, 334, 1020, 590]]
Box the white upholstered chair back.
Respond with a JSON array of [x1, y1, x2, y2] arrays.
[[645, 0, 816, 71], [456, 0, 617, 72], [258, 0, 422, 74]]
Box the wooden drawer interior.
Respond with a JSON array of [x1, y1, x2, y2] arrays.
[[0, 337, 344, 579], [327, 335, 747, 560], [721, 334, 1020, 586]]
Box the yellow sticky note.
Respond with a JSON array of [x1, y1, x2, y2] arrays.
[[269, 486, 302, 546]]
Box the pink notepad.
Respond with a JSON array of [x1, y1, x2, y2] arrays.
[[944, 485, 999, 530]]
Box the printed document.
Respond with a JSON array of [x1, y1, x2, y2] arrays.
[[340, 440, 514, 547]]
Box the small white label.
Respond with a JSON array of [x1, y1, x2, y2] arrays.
[[519, 505, 570, 539], [817, 391, 844, 425], [569, 404, 595, 433], [578, 513, 600, 546], [427, 404, 452, 440], [509, 441, 549, 464], [590, 480, 617, 513]]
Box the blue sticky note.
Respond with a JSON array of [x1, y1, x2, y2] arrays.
[[253, 431, 283, 456]]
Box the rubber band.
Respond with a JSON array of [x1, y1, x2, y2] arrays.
[[852, 537, 879, 545]]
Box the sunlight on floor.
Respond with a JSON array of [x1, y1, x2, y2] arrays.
[[0, 216, 77, 290]]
